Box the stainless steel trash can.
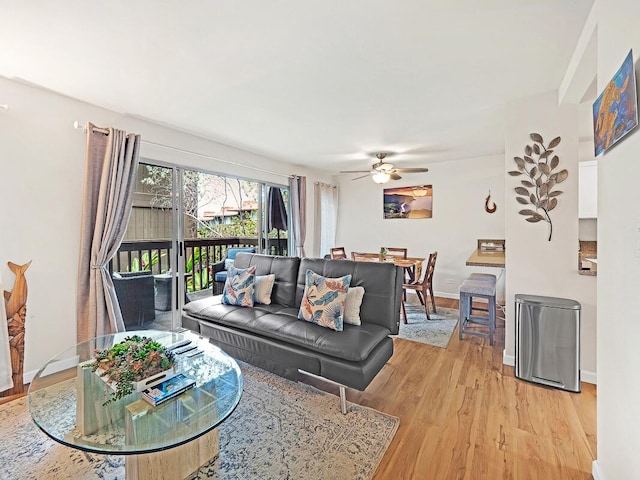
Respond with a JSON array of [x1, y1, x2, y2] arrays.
[[515, 294, 581, 393]]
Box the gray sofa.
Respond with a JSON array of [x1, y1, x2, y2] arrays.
[[181, 253, 403, 413]]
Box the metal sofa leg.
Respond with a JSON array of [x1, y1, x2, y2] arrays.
[[339, 385, 348, 415]]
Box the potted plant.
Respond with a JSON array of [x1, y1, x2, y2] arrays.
[[85, 335, 176, 405]]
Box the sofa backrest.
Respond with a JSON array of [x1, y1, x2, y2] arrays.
[[234, 253, 301, 307], [297, 258, 402, 335]]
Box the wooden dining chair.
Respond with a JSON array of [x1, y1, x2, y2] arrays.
[[330, 247, 347, 259], [383, 247, 408, 259], [351, 252, 382, 262], [400, 251, 437, 323]]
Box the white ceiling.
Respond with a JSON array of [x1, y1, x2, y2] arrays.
[[0, 0, 593, 173]]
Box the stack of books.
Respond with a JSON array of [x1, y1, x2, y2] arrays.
[[141, 373, 196, 406]]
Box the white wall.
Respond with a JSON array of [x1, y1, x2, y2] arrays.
[[0, 77, 332, 377], [336, 155, 505, 299], [590, 1, 640, 477], [504, 91, 597, 378]]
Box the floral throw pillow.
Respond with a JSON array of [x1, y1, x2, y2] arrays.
[[298, 269, 352, 331], [222, 265, 257, 307]]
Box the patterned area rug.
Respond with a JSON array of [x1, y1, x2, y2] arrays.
[[394, 304, 459, 348], [0, 363, 398, 480]]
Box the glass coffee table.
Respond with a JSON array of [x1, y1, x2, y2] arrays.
[[28, 330, 242, 480]]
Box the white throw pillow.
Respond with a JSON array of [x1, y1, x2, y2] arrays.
[[255, 274, 276, 305], [343, 286, 365, 326], [224, 258, 235, 271]]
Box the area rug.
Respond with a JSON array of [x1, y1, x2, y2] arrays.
[[394, 304, 458, 348], [0, 363, 398, 480]]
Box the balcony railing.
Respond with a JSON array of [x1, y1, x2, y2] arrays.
[[110, 237, 288, 294]]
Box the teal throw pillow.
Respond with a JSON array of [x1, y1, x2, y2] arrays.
[[298, 269, 351, 331], [222, 265, 257, 307]]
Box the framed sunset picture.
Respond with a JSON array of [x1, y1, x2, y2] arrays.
[[593, 49, 638, 156], [383, 185, 433, 219]]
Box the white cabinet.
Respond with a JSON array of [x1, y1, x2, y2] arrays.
[[578, 161, 597, 219]]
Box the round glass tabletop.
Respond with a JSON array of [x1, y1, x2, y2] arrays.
[[28, 330, 242, 455]]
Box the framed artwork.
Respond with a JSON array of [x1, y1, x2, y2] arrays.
[[383, 185, 432, 219], [593, 49, 638, 156]]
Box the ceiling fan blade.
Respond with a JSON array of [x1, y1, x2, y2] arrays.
[[390, 173, 402, 180], [351, 174, 371, 181], [340, 170, 371, 173], [394, 168, 429, 173]]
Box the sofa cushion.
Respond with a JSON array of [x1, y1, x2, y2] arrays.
[[214, 248, 257, 283], [255, 274, 276, 305], [344, 286, 365, 326], [234, 253, 301, 307], [298, 269, 351, 331], [227, 247, 256, 259], [296, 258, 402, 334], [222, 265, 256, 307], [183, 296, 391, 362]]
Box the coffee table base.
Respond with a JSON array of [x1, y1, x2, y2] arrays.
[[125, 428, 219, 480]]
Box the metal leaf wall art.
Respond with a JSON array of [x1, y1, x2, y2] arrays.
[[508, 133, 568, 241]]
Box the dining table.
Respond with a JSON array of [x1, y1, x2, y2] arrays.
[[353, 254, 425, 282], [389, 256, 425, 282]]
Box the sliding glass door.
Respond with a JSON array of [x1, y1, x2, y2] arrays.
[[113, 162, 289, 331], [113, 162, 180, 331]]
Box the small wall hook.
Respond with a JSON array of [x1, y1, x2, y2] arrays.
[[485, 190, 497, 213]]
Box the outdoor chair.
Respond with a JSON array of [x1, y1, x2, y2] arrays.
[[112, 271, 156, 327]]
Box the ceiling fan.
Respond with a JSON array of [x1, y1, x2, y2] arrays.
[[339, 153, 429, 184]]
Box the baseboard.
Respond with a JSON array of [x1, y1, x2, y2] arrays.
[[503, 350, 515, 366], [23, 368, 37, 385], [592, 460, 605, 480], [582, 370, 597, 385], [434, 290, 458, 300], [22, 355, 80, 386]]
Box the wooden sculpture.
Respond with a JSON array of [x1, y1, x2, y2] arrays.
[[2, 261, 30, 396]]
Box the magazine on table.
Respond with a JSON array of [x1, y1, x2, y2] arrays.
[[141, 373, 196, 406]]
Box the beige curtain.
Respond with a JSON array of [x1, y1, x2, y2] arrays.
[[314, 182, 338, 258], [77, 123, 140, 342], [288, 175, 307, 257]]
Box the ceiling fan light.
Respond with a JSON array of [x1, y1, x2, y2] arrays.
[[372, 172, 390, 184]]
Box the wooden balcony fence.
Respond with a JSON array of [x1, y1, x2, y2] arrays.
[[109, 237, 288, 295]]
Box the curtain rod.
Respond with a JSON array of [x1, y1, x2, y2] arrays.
[[314, 181, 337, 188], [73, 121, 292, 179]]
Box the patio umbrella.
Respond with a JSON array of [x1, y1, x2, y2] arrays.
[[267, 187, 288, 253]]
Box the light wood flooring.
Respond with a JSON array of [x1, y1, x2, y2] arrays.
[[303, 297, 597, 480], [2, 297, 596, 479]]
